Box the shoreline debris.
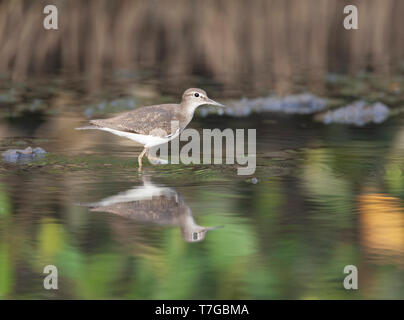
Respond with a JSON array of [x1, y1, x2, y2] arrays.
[[316, 100, 390, 126], [2, 147, 47, 163], [199, 93, 328, 117]]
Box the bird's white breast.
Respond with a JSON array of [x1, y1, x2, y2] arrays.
[[87, 184, 178, 207], [98, 127, 179, 147]]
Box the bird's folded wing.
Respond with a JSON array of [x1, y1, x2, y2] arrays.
[[90, 106, 179, 137], [90, 199, 179, 223]]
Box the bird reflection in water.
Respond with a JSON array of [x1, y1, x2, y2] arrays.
[[80, 176, 222, 242]]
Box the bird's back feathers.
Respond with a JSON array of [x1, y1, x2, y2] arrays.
[[89, 104, 182, 137]]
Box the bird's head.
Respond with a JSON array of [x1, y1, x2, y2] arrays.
[[181, 88, 225, 111], [182, 225, 224, 243]]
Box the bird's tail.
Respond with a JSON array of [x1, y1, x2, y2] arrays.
[[75, 125, 99, 130]]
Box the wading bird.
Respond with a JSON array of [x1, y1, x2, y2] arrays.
[[76, 88, 224, 170]]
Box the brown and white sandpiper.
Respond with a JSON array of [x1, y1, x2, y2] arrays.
[[76, 88, 224, 170]]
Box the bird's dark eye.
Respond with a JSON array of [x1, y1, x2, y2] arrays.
[[194, 93, 199, 97]]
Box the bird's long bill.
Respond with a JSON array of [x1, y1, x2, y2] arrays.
[[204, 225, 224, 231], [205, 97, 225, 108]]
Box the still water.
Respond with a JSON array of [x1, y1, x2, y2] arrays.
[[1, 76, 404, 299]]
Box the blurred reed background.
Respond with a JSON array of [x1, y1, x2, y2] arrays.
[[0, 0, 403, 94]]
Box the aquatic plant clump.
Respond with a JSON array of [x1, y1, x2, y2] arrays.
[[316, 101, 390, 126]]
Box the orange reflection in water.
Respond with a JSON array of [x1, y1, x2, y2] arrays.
[[359, 193, 404, 260]]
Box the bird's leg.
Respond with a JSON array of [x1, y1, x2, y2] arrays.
[[138, 147, 148, 171], [146, 147, 169, 165]]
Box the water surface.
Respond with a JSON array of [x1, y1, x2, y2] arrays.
[[1, 77, 404, 299]]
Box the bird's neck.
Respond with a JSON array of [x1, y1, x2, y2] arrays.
[[182, 100, 203, 114], [178, 208, 203, 232], [180, 102, 200, 127]]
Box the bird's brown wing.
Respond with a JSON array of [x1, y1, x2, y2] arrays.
[[90, 197, 181, 225], [90, 104, 180, 137]]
